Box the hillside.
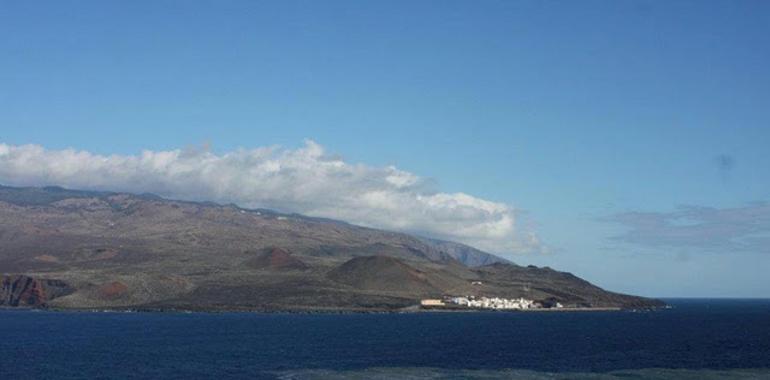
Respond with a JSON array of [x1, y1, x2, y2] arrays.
[[327, 255, 440, 294], [0, 184, 663, 311]]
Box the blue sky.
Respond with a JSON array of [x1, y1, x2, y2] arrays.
[[1, 1, 769, 297]]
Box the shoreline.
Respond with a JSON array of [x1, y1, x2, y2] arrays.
[[0, 304, 661, 315], [418, 306, 625, 312]]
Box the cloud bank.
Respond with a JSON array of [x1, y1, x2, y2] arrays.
[[605, 203, 770, 254], [0, 141, 539, 254]]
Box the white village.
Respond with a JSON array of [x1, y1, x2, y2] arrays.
[[421, 296, 563, 310]]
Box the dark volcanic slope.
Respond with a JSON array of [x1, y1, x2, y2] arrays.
[[244, 247, 309, 271], [0, 184, 662, 310], [474, 263, 662, 309], [327, 255, 440, 295]]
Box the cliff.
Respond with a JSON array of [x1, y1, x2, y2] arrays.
[[0, 275, 73, 307]]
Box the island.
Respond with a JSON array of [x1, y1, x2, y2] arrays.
[[0, 185, 664, 312]]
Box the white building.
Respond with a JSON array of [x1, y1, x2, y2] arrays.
[[420, 299, 445, 307]]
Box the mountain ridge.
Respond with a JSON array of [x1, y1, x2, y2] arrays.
[[0, 184, 506, 267]]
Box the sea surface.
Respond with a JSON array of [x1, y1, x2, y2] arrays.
[[1, 299, 769, 379]]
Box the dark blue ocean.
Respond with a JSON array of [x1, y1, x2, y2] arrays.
[[1, 299, 769, 379]]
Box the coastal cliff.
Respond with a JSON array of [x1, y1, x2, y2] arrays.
[[0, 275, 73, 307]]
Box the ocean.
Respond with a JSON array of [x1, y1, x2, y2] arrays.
[[1, 299, 769, 379]]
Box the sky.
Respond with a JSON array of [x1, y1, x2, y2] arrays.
[[1, 1, 769, 297]]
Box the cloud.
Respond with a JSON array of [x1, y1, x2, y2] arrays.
[[604, 203, 770, 254], [0, 141, 540, 254]]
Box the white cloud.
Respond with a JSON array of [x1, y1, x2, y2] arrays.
[[0, 140, 540, 254]]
